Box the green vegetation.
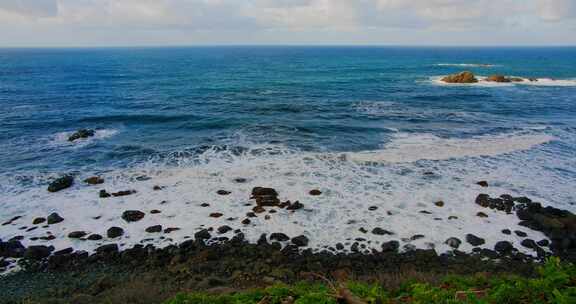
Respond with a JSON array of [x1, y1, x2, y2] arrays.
[[165, 258, 576, 304]]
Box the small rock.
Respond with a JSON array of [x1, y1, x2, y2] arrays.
[[521, 239, 537, 250], [87, 234, 103, 241], [410, 234, 425, 241], [286, 201, 304, 211], [150, 210, 161, 214], [501, 229, 511, 235], [270, 233, 289, 242], [107, 227, 124, 238], [372, 228, 393, 236], [153, 185, 164, 191], [476, 212, 488, 218], [381, 240, 400, 252], [47, 176, 74, 193], [358, 227, 368, 233], [47, 213, 64, 225], [475, 194, 490, 207], [68, 129, 95, 142], [217, 226, 232, 234], [217, 190, 231, 195], [434, 201, 444, 207], [54, 248, 74, 256], [210, 213, 224, 218], [309, 189, 322, 196], [111, 190, 136, 197], [368, 206, 378, 211], [32, 217, 46, 225], [195, 229, 211, 240], [494, 241, 514, 253], [200, 203, 210, 207], [122, 210, 145, 222], [445, 237, 462, 249], [68, 231, 87, 239], [291, 235, 309, 247], [145, 225, 162, 233], [514, 230, 527, 237], [99, 190, 111, 198], [466, 234, 485, 246], [448, 216, 458, 220], [476, 181, 489, 187], [164, 227, 180, 233], [84, 176, 104, 185], [241, 218, 251, 225], [441, 71, 478, 83]]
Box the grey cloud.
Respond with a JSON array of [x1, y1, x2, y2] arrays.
[[0, 0, 58, 17]]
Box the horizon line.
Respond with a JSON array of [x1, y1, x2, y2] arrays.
[[1, 44, 576, 49]]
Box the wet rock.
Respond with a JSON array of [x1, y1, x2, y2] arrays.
[[47, 176, 74, 193], [486, 75, 511, 83], [122, 210, 145, 222], [372, 228, 393, 236], [445, 237, 462, 249], [448, 216, 458, 220], [466, 234, 485, 246], [381, 240, 399, 252], [99, 190, 111, 198], [241, 218, 251, 225], [107, 227, 124, 238], [217, 190, 231, 195], [2, 216, 22, 226], [309, 189, 322, 196], [87, 234, 103, 241], [164, 227, 180, 233], [153, 185, 164, 191], [475, 194, 490, 207], [68, 129, 95, 142], [494, 241, 514, 254], [145, 225, 162, 233], [420, 210, 432, 214], [286, 201, 304, 211], [514, 230, 527, 237], [112, 190, 136, 197], [476, 212, 488, 218], [32, 217, 46, 225], [336, 243, 345, 250], [251, 187, 280, 206], [533, 213, 564, 230], [270, 233, 290, 242], [54, 247, 74, 256], [476, 181, 489, 187], [441, 71, 478, 83], [47, 213, 64, 224], [434, 201, 444, 207], [234, 178, 247, 183], [150, 209, 161, 214], [96, 244, 119, 255], [291, 235, 309, 247], [68, 231, 87, 239], [195, 229, 211, 240], [210, 213, 224, 218], [502, 229, 511, 235], [521, 239, 537, 250], [84, 176, 104, 185], [217, 226, 233, 234], [368, 206, 378, 211], [537, 239, 550, 247], [359, 227, 368, 234], [0, 240, 26, 258], [252, 206, 265, 214], [24, 245, 53, 260], [200, 203, 210, 207], [410, 234, 425, 241]]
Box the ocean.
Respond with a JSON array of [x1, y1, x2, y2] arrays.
[[1, 46, 575, 256]]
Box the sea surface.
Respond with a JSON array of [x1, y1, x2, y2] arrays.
[[1, 47, 576, 256]]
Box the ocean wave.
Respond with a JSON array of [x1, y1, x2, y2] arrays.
[[430, 76, 576, 87], [356, 101, 490, 123], [347, 132, 555, 163]]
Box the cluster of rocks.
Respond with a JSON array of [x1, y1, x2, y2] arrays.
[[475, 193, 576, 257], [240, 187, 306, 225], [441, 71, 538, 84]]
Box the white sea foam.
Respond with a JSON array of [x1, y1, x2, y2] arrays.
[[1, 130, 569, 266], [431, 76, 576, 87], [347, 132, 555, 163]]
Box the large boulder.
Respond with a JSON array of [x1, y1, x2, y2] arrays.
[[68, 129, 95, 142], [47, 176, 74, 193], [441, 71, 478, 83], [0, 240, 26, 258], [251, 187, 280, 207], [24, 245, 54, 260], [107, 227, 124, 238], [47, 212, 65, 225]]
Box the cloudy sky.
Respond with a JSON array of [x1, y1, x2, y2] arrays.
[[0, 0, 575, 47]]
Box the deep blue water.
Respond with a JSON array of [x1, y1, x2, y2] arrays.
[[0, 47, 575, 199]]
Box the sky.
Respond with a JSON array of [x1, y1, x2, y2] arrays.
[[0, 0, 575, 47]]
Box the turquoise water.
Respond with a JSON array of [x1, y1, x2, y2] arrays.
[[0, 47, 576, 255]]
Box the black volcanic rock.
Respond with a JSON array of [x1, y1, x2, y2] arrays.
[[466, 234, 485, 246], [107, 227, 124, 238], [48, 176, 74, 193]]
